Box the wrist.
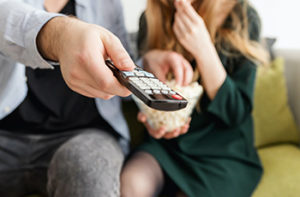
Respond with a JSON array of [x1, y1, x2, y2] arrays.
[[195, 43, 218, 66], [37, 16, 69, 62]]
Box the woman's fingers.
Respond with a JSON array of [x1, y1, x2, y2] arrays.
[[138, 112, 167, 139], [163, 128, 180, 139], [182, 59, 194, 86], [151, 127, 167, 139], [176, 9, 194, 31], [168, 53, 184, 86], [181, 117, 191, 134], [173, 13, 186, 38], [137, 112, 147, 123], [175, 0, 199, 23], [138, 112, 191, 139]]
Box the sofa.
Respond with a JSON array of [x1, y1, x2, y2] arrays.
[[252, 49, 300, 197]]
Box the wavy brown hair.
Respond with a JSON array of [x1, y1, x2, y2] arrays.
[[144, 0, 269, 65]]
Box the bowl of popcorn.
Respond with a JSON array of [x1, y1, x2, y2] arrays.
[[132, 80, 203, 132]]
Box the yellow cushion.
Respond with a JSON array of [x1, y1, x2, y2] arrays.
[[253, 57, 300, 148], [253, 144, 300, 197]]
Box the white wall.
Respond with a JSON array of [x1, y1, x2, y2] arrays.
[[121, 0, 300, 49], [251, 0, 300, 49], [121, 0, 146, 33]]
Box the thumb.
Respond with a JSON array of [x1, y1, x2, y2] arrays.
[[101, 31, 135, 71]]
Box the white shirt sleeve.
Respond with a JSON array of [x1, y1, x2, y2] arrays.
[[0, 0, 63, 69]]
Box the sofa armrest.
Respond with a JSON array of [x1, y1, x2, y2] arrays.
[[277, 49, 300, 127]]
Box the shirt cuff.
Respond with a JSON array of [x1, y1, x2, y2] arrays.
[[25, 11, 64, 69], [135, 57, 144, 68]]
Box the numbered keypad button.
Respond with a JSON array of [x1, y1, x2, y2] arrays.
[[161, 90, 169, 94], [145, 90, 153, 94], [153, 90, 161, 94], [122, 71, 135, 77]]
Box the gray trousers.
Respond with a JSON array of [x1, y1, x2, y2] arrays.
[[0, 129, 124, 197]]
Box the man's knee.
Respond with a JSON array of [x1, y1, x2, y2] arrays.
[[48, 130, 124, 197]]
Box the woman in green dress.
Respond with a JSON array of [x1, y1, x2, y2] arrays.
[[121, 0, 269, 196]]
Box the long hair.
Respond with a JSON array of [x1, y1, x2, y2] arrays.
[[144, 0, 269, 66]]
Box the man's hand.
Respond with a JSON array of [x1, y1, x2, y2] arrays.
[[37, 17, 135, 99], [138, 112, 191, 139], [143, 50, 193, 86]]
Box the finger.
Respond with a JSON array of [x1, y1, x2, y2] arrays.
[[101, 30, 135, 71], [173, 13, 187, 38], [164, 128, 180, 139], [149, 126, 166, 139], [186, 117, 192, 125], [173, 129, 182, 138], [180, 124, 190, 135], [182, 59, 194, 86], [88, 50, 132, 97], [176, 10, 193, 31], [180, 117, 191, 134], [154, 71, 167, 83], [138, 113, 166, 139], [175, 0, 199, 23], [137, 112, 147, 123], [168, 53, 184, 86], [164, 132, 177, 139], [70, 80, 114, 99]]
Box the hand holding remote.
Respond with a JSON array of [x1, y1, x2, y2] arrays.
[[105, 60, 188, 111], [37, 17, 135, 99]]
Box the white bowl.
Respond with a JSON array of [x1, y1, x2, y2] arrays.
[[133, 80, 203, 132]]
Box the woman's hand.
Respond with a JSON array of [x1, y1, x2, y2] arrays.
[[173, 0, 213, 58], [137, 112, 191, 139], [173, 0, 227, 100], [143, 50, 193, 86]]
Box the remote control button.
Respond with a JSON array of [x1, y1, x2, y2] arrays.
[[122, 71, 135, 77], [129, 77, 140, 82], [145, 90, 153, 94], [150, 78, 159, 83], [144, 72, 155, 78], [140, 78, 150, 83], [133, 70, 145, 77], [161, 90, 169, 94], [153, 90, 161, 94], [140, 85, 151, 90], [151, 86, 161, 90], [170, 91, 176, 95], [162, 87, 171, 91], [172, 94, 183, 100]]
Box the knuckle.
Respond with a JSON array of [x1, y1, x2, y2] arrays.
[[123, 90, 131, 97], [101, 95, 113, 100], [98, 78, 110, 90], [67, 78, 77, 88], [76, 51, 89, 65], [189, 27, 196, 35], [197, 17, 205, 25], [169, 52, 180, 60], [69, 69, 81, 80]]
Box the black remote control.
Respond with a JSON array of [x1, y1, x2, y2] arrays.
[[105, 60, 188, 111]]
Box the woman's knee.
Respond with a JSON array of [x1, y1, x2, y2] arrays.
[[121, 152, 164, 197]]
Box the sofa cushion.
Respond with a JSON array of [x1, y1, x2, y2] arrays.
[[253, 144, 300, 197], [253, 57, 300, 148]]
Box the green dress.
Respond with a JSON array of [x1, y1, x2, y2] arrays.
[[137, 7, 263, 197]]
